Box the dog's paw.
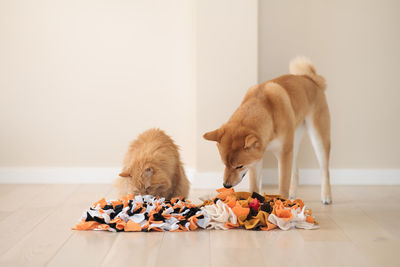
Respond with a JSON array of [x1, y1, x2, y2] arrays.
[[321, 196, 332, 205]]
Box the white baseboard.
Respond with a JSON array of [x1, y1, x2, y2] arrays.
[[0, 167, 399, 187], [261, 169, 400, 185], [0, 167, 196, 184], [0, 167, 120, 184], [189, 168, 400, 188]]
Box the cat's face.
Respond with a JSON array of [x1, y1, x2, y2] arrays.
[[119, 159, 172, 197]]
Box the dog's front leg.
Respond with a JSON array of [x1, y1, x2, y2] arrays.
[[249, 160, 263, 193], [277, 143, 293, 199]]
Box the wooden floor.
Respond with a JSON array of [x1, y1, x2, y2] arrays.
[[0, 184, 399, 267]]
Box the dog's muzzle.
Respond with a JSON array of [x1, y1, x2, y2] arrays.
[[223, 183, 232, 189]]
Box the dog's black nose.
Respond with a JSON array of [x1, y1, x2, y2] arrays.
[[223, 183, 232, 189]]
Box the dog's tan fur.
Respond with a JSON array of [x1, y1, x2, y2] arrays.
[[203, 57, 332, 204], [115, 128, 190, 199]]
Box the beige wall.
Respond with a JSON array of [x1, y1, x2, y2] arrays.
[[0, 0, 197, 168], [196, 0, 258, 171], [1, 0, 399, 173], [259, 0, 400, 169]]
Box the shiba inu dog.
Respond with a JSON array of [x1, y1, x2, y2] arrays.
[[203, 57, 332, 204]]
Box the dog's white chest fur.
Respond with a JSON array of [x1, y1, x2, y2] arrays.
[[266, 138, 282, 153]]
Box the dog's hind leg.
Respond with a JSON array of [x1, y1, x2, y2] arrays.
[[249, 160, 263, 193], [306, 100, 332, 204], [289, 122, 306, 200]]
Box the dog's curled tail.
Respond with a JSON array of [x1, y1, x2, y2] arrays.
[[289, 56, 326, 90]]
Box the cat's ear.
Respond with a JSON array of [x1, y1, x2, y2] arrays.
[[119, 172, 131, 178]]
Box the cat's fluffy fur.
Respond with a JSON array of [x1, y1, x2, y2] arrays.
[[114, 128, 190, 199]]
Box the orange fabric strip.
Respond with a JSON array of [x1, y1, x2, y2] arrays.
[[116, 221, 127, 230], [125, 220, 142, 232], [189, 217, 198, 231], [72, 221, 100, 230], [306, 215, 315, 224], [93, 198, 107, 209], [232, 203, 250, 218], [111, 200, 123, 208], [225, 222, 239, 229], [260, 221, 278, 231], [273, 200, 293, 221]]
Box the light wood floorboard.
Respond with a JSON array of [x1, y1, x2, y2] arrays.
[[0, 184, 398, 267], [0, 184, 111, 267]]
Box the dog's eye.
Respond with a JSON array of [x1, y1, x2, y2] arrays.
[[145, 168, 151, 172], [235, 165, 243, 170]]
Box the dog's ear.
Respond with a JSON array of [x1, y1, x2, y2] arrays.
[[244, 134, 259, 149], [203, 128, 224, 142], [119, 171, 131, 178]]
